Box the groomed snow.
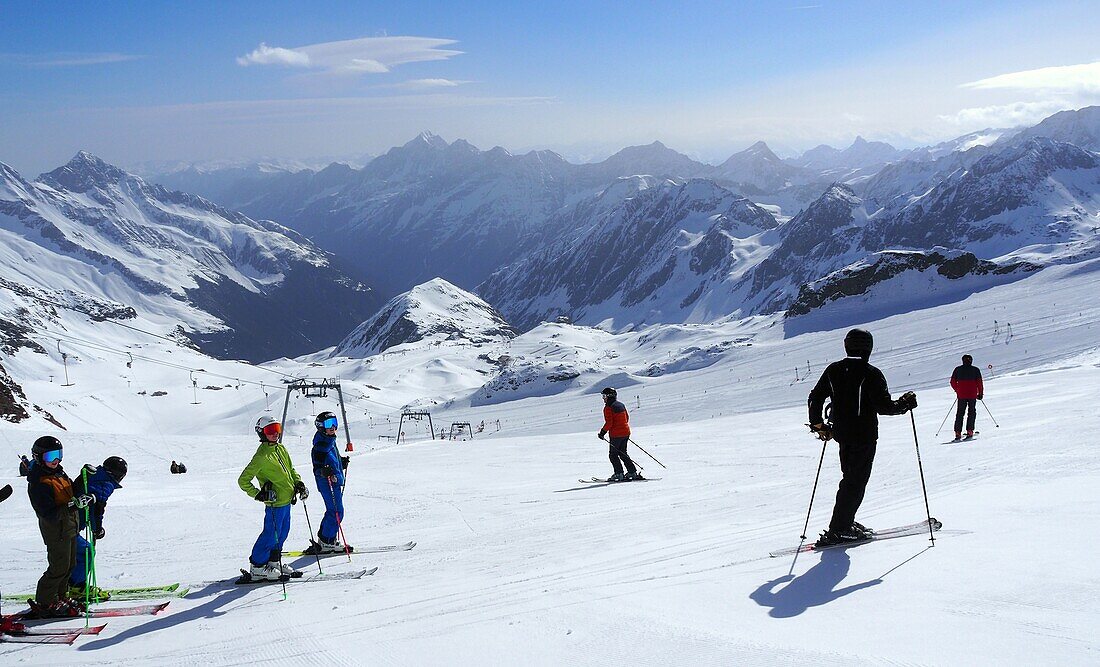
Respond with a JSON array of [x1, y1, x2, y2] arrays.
[[2, 261, 1100, 664]]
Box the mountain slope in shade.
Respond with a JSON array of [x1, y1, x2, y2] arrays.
[[0, 152, 378, 362], [334, 278, 515, 358], [1006, 105, 1100, 152]]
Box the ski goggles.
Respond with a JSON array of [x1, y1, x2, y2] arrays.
[[42, 449, 63, 463], [320, 417, 339, 430], [261, 422, 282, 438]]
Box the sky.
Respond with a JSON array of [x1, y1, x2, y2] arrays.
[[1, 0, 1099, 174]]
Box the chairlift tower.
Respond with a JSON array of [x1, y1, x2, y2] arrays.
[[280, 379, 357, 453], [396, 411, 435, 445]]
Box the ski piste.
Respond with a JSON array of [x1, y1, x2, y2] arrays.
[[282, 541, 416, 557], [0, 483, 12, 503], [234, 567, 377, 586], [4, 601, 170, 622], [769, 518, 943, 557], [2, 583, 186, 603]]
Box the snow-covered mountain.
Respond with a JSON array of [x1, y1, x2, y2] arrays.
[[479, 179, 778, 330], [0, 153, 378, 362], [710, 141, 814, 193], [334, 278, 514, 357], [1005, 105, 1100, 152], [792, 136, 909, 178]]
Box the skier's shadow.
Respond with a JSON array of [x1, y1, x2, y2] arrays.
[[750, 549, 881, 618], [76, 584, 254, 651]]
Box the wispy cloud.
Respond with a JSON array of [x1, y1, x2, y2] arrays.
[[0, 52, 144, 67], [389, 78, 470, 90], [960, 61, 1100, 94], [236, 36, 462, 76]]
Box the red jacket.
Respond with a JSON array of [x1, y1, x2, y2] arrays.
[[950, 364, 984, 399], [602, 401, 630, 438]]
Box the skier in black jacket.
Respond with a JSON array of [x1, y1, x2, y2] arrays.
[[807, 329, 917, 546]]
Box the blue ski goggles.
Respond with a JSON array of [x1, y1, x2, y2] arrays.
[[321, 417, 339, 430], [42, 449, 63, 463]]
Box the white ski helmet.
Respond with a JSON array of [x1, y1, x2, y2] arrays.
[[255, 415, 281, 440]]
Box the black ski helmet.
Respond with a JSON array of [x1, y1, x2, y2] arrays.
[[962, 354, 973, 365], [103, 456, 127, 484], [315, 411, 338, 430], [601, 387, 617, 402], [31, 435, 62, 463], [844, 329, 874, 358]]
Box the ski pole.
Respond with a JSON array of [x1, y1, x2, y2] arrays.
[[800, 441, 828, 540], [909, 411, 936, 546], [934, 399, 957, 437], [327, 478, 353, 563], [980, 399, 1000, 428], [628, 438, 667, 469], [300, 498, 324, 574]]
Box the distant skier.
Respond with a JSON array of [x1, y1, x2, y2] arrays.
[[950, 354, 984, 441], [807, 329, 917, 546], [303, 411, 352, 555], [238, 416, 308, 581], [69, 456, 127, 601], [597, 387, 642, 482], [25, 436, 94, 617]]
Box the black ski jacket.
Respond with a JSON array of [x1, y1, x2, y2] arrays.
[[808, 357, 908, 443]]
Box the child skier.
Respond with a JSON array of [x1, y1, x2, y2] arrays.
[[25, 436, 94, 617], [238, 416, 308, 580], [807, 329, 917, 546], [303, 411, 352, 555], [950, 354, 984, 441], [69, 456, 127, 600], [597, 387, 642, 482]]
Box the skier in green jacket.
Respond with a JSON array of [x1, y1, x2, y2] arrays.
[[238, 416, 308, 581]]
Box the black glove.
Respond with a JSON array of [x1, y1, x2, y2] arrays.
[[977, 393, 983, 401], [294, 481, 309, 500], [597, 430, 607, 440], [255, 488, 275, 503], [340, 456, 350, 471], [809, 422, 832, 442], [898, 391, 917, 411], [19, 455, 31, 477], [94, 527, 105, 540]]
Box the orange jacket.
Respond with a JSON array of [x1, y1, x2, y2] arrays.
[[602, 401, 631, 438]]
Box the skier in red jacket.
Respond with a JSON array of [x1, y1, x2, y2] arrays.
[[597, 387, 642, 482], [950, 354, 984, 441]]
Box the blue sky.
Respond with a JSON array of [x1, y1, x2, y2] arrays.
[[2, 0, 1099, 173]]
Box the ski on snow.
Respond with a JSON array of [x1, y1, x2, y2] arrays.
[[1, 631, 82, 645], [2, 583, 186, 603], [578, 477, 659, 484], [768, 518, 943, 557], [2, 622, 106, 637], [234, 567, 377, 586], [4, 601, 170, 622], [282, 541, 416, 557]]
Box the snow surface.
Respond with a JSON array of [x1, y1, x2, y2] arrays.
[[2, 260, 1100, 664]]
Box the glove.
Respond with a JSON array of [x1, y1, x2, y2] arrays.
[[898, 391, 917, 411], [809, 422, 832, 442], [255, 488, 275, 503], [597, 430, 607, 440], [320, 465, 336, 479], [19, 455, 30, 477], [340, 456, 350, 471], [294, 481, 309, 500], [94, 527, 105, 540], [977, 393, 983, 400], [71, 494, 95, 509]]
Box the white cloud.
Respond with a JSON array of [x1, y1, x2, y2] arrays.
[[939, 100, 1081, 128], [0, 52, 144, 67], [236, 36, 462, 77], [961, 61, 1100, 94], [236, 43, 311, 67], [392, 79, 467, 90]]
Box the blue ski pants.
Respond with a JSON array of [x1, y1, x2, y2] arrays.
[[70, 534, 91, 586], [250, 504, 292, 566], [315, 474, 344, 543]]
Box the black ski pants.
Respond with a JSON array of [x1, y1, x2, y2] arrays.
[[829, 439, 876, 533], [36, 512, 78, 606], [954, 398, 977, 434], [608, 436, 636, 475]]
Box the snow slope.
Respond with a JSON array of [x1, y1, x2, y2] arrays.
[[2, 255, 1100, 664]]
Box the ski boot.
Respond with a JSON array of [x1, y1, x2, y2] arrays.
[[814, 528, 865, 548], [70, 583, 111, 602], [952, 432, 963, 442], [625, 471, 645, 481], [250, 562, 281, 581], [319, 539, 345, 554], [850, 521, 874, 538], [273, 561, 300, 578], [963, 430, 975, 441], [607, 472, 625, 483]]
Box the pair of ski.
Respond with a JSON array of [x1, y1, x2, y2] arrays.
[[234, 567, 377, 585], [768, 518, 942, 557], [281, 540, 417, 558], [2, 583, 188, 604], [578, 477, 658, 485], [0, 601, 170, 643], [945, 431, 980, 444]]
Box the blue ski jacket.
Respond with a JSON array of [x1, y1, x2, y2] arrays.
[[74, 464, 122, 532], [311, 432, 346, 487]]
